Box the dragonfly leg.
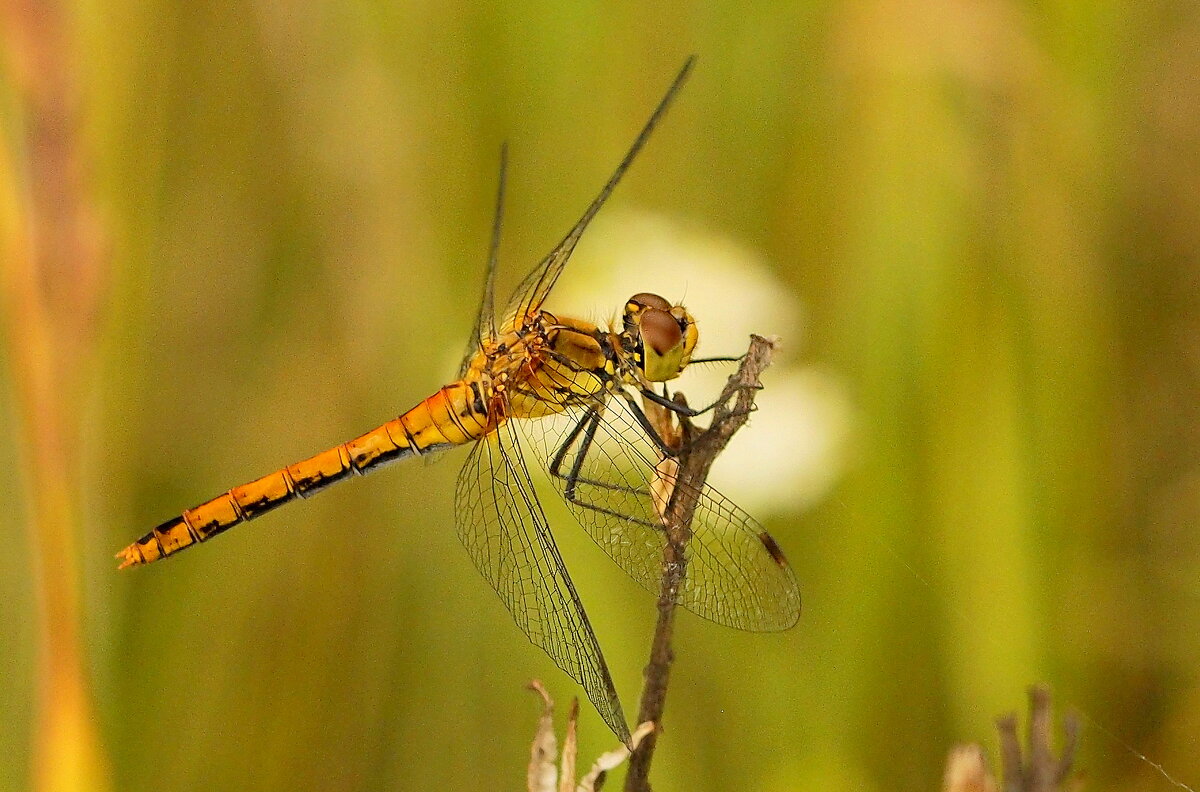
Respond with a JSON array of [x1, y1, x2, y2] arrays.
[[546, 407, 663, 531], [639, 386, 700, 417], [640, 380, 764, 419], [559, 410, 602, 502], [620, 392, 679, 456], [548, 408, 595, 482]]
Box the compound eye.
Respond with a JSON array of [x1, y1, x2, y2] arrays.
[[639, 309, 683, 355], [628, 292, 672, 312]]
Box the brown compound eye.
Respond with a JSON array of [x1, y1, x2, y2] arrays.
[[628, 292, 672, 312], [624, 293, 674, 334], [639, 309, 683, 355]]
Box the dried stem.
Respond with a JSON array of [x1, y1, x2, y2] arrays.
[[949, 685, 1079, 792], [0, 3, 110, 791], [622, 335, 778, 792], [996, 686, 1080, 792]]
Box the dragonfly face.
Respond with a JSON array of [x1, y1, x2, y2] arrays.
[[620, 292, 698, 383], [119, 57, 801, 746]]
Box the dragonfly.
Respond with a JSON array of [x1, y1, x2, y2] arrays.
[[117, 57, 801, 743]]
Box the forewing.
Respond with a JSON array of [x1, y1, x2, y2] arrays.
[[457, 145, 508, 378], [501, 58, 695, 326], [519, 397, 802, 632], [455, 420, 630, 743]]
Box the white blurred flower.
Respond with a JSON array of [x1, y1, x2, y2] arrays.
[[547, 209, 802, 347], [552, 209, 852, 516]]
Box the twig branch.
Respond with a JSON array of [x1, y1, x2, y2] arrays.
[[623, 335, 779, 792], [996, 686, 1080, 792], [944, 685, 1080, 792], [525, 682, 655, 792]]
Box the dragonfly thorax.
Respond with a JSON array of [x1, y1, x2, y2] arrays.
[[621, 292, 698, 382], [471, 312, 615, 422]]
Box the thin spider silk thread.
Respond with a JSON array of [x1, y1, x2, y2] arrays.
[[830, 495, 1196, 792]]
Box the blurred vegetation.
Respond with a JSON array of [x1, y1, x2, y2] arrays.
[[3, 1, 1200, 791]]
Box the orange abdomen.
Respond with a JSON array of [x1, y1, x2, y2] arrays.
[[117, 380, 492, 567]]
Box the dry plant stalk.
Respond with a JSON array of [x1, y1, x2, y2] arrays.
[[943, 685, 1081, 792], [623, 335, 779, 792], [1, 3, 111, 791], [995, 686, 1080, 792], [527, 681, 655, 792]]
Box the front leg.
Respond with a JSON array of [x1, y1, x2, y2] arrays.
[[546, 405, 663, 532]]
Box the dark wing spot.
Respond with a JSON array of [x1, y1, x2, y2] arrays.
[[758, 531, 789, 566]]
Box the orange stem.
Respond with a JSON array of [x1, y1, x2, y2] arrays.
[[1, 2, 111, 790]]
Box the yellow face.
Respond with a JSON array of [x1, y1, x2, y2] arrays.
[[622, 292, 699, 382]]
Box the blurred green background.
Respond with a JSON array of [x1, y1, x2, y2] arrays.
[[3, 1, 1200, 791]]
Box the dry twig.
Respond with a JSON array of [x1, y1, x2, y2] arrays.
[[623, 335, 778, 792], [944, 685, 1080, 792], [996, 686, 1080, 792], [527, 682, 654, 792]]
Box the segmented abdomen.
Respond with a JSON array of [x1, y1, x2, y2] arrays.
[[117, 380, 491, 567]]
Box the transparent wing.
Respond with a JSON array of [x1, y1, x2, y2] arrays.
[[455, 419, 630, 743], [457, 144, 508, 378], [500, 57, 695, 327], [518, 395, 802, 632]]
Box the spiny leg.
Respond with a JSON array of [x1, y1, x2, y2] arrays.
[[638, 381, 764, 419], [620, 391, 680, 455], [546, 407, 662, 532], [561, 409, 603, 501]]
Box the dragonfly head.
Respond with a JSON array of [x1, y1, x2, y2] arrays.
[[622, 292, 698, 382]]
